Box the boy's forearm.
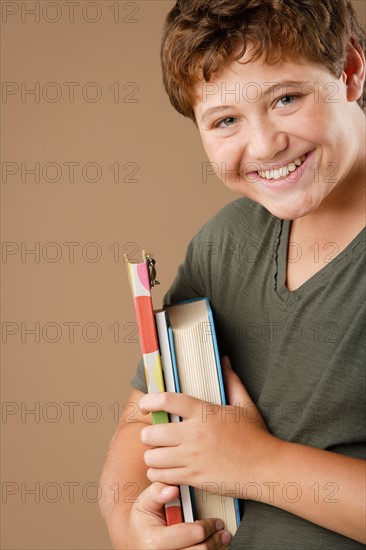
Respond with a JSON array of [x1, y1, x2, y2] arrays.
[[255, 438, 366, 543], [99, 422, 151, 526]]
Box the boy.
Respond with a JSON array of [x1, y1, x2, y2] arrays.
[[100, 1, 366, 548]]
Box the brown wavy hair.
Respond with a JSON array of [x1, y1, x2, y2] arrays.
[[161, 0, 366, 121]]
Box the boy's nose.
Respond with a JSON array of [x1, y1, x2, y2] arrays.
[[246, 121, 289, 162]]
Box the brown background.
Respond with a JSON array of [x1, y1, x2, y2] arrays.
[[1, 1, 365, 548]]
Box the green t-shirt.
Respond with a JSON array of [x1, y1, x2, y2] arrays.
[[131, 197, 366, 549]]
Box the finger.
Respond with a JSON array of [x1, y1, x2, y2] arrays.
[[136, 482, 180, 516], [221, 356, 253, 407], [141, 421, 183, 447], [147, 466, 188, 485], [156, 518, 228, 550], [144, 446, 184, 469], [139, 391, 201, 419], [185, 529, 232, 550], [136, 487, 231, 549]]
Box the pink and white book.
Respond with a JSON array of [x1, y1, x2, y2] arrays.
[[125, 250, 183, 526]]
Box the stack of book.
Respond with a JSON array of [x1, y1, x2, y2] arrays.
[[125, 251, 240, 535]]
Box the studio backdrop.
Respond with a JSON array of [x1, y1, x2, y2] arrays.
[[2, 1, 365, 548]]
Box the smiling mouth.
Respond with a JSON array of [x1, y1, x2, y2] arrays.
[[257, 154, 308, 181]]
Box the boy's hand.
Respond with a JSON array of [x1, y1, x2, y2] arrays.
[[139, 357, 279, 495], [108, 481, 232, 549]]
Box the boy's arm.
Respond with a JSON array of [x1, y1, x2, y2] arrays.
[[226, 363, 366, 543], [99, 388, 232, 549], [140, 362, 366, 545], [99, 388, 152, 525], [256, 437, 366, 544]]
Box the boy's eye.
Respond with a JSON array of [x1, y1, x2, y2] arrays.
[[215, 116, 238, 128], [275, 94, 300, 108]]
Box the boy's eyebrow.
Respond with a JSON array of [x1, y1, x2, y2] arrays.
[[265, 80, 310, 93], [200, 105, 233, 124], [200, 80, 310, 123]]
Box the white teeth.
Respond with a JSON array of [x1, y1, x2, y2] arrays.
[[258, 154, 307, 181]]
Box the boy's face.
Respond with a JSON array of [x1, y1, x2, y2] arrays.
[[193, 49, 363, 220]]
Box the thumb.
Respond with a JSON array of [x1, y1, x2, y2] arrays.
[[136, 482, 180, 517], [221, 356, 253, 407]]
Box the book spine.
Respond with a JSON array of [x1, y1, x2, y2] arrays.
[[125, 256, 183, 525], [165, 497, 184, 525], [155, 311, 194, 523], [126, 260, 168, 425]]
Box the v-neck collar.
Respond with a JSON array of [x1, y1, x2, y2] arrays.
[[273, 218, 366, 306]]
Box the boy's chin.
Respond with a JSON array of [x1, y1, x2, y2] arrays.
[[261, 200, 316, 221]]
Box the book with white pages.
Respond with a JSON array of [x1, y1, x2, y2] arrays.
[[155, 309, 194, 523], [156, 298, 240, 536]]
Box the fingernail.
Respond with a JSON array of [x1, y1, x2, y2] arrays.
[[215, 519, 225, 530], [140, 428, 147, 443], [221, 531, 232, 545], [224, 356, 232, 368], [161, 486, 173, 496]]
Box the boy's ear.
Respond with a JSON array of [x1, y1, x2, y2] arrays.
[[342, 39, 365, 102]]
